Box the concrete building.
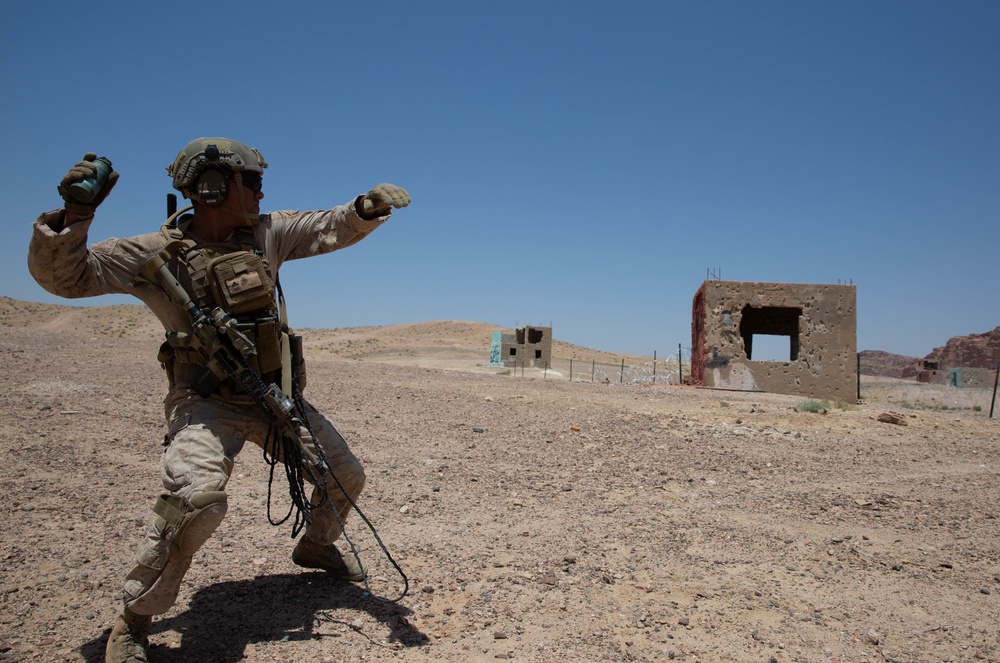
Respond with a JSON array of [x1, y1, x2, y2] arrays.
[[490, 325, 553, 369], [691, 280, 857, 401]]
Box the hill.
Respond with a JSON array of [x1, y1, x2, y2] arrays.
[[0, 296, 650, 372], [858, 349, 918, 378]]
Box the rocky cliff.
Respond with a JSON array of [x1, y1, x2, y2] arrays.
[[860, 325, 1000, 377], [925, 325, 1000, 369]]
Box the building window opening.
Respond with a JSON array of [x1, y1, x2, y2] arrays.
[[535, 350, 542, 359], [509, 348, 517, 357], [528, 328, 544, 344], [739, 305, 801, 361]]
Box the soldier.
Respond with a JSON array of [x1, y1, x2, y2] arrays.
[[27, 139, 411, 662]]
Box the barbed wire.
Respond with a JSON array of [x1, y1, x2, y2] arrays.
[[504, 349, 693, 385], [502, 352, 997, 416], [860, 379, 995, 417]]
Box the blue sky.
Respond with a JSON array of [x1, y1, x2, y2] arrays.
[[3, 1, 997, 358]]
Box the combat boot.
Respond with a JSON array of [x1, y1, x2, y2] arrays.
[[105, 608, 150, 662], [292, 538, 365, 581]]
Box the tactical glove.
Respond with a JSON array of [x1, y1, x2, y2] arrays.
[[359, 183, 410, 219], [57, 152, 119, 216]]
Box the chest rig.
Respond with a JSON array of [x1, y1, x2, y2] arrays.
[[152, 215, 304, 399]]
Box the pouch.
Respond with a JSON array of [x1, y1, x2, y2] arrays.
[[208, 251, 274, 314]]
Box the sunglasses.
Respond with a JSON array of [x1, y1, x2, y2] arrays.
[[236, 172, 263, 193]]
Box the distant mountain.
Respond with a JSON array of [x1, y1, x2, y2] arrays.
[[859, 350, 918, 378], [861, 325, 1000, 377], [925, 326, 1000, 370]]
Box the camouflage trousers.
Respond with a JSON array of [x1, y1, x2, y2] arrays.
[[123, 390, 366, 615]]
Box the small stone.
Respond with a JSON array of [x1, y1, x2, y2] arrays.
[[865, 628, 880, 645], [494, 631, 508, 639], [678, 617, 690, 626]]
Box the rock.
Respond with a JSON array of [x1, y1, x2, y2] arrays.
[[865, 628, 880, 645], [877, 412, 907, 426]]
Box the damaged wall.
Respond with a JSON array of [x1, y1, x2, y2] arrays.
[[691, 281, 857, 401], [497, 325, 552, 369]]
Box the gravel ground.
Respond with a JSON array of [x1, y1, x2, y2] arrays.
[[1, 305, 998, 663]]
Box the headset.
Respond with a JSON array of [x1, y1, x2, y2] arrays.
[[195, 169, 228, 206]]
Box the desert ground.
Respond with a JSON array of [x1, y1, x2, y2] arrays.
[[1, 297, 998, 663]]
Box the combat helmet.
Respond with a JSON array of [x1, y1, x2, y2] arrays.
[[166, 138, 267, 225]]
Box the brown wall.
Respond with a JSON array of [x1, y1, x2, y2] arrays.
[[501, 326, 553, 368], [691, 281, 857, 401]]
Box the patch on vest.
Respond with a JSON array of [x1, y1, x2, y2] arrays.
[[208, 252, 274, 314]]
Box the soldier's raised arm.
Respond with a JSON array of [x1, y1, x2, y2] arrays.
[[49, 152, 120, 231]]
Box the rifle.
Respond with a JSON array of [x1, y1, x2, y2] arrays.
[[137, 242, 328, 477]]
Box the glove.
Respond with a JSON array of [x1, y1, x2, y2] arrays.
[[360, 183, 411, 219], [57, 152, 119, 215]]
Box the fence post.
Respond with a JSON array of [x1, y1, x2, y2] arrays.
[[678, 343, 683, 384], [857, 353, 862, 402], [990, 362, 999, 419], [591, 360, 595, 383], [653, 350, 657, 384], [569, 358, 573, 382], [620, 358, 625, 384]]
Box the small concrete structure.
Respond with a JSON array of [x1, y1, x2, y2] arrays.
[[917, 360, 996, 388], [491, 326, 552, 369], [690, 280, 857, 401]]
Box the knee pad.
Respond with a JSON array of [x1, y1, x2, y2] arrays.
[[124, 491, 227, 615]]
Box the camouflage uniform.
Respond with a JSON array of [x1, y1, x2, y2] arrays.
[[27, 203, 386, 615]]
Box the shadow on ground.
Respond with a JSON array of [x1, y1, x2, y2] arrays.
[[79, 572, 424, 662]]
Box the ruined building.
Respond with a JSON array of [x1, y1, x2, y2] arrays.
[[691, 281, 857, 401], [490, 325, 552, 369]]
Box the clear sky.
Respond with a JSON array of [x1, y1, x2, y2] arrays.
[[3, 1, 997, 358]]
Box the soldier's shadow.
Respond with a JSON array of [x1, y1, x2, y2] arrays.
[[80, 572, 425, 662]]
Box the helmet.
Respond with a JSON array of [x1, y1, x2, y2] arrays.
[[167, 137, 267, 200]]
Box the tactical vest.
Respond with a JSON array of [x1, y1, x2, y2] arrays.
[[155, 216, 305, 398]]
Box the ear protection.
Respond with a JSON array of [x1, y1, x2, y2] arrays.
[[195, 169, 228, 205]]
